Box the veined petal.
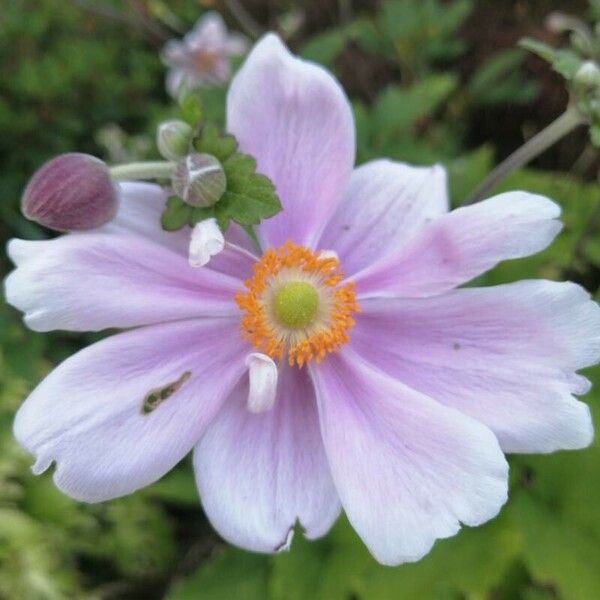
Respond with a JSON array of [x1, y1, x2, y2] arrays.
[[100, 182, 257, 279], [194, 364, 340, 552], [353, 280, 600, 453], [5, 233, 240, 332], [14, 319, 247, 502], [319, 160, 448, 276], [311, 350, 508, 566], [227, 34, 355, 248], [352, 191, 562, 297], [99, 182, 190, 255]]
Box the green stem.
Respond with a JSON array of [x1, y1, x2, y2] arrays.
[[466, 106, 586, 204], [109, 161, 176, 182]]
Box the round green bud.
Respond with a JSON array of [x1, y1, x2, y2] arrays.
[[574, 61, 600, 89], [157, 120, 193, 161], [172, 153, 227, 207], [272, 281, 320, 330]]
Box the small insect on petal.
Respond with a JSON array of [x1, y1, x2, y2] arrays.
[[246, 353, 278, 413], [142, 371, 192, 415], [22, 153, 118, 232], [189, 218, 225, 267]]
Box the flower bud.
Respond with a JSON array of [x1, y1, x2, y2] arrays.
[[21, 153, 118, 232], [574, 61, 600, 89], [157, 120, 193, 161], [172, 153, 227, 207]]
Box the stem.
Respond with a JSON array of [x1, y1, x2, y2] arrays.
[[109, 161, 176, 182], [224, 0, 263, 40], [465, 107, 585, 204]]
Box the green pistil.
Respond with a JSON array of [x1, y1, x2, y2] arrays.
[[272, 281, 319, 330]]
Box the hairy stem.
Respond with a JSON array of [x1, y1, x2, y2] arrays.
[[466, 107, 586, 204], [109, 161, 176, 182]]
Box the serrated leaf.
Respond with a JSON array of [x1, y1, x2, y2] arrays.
[[161, 196, 193, 231], [213, 153, 282, 227], [194, 122, 238, 162], [519, 38, 557, 63]]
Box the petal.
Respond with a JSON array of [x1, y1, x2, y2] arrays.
[[226, 34, 355, 248], [311, 350, 508, 566], [99, 182, 188, 254], [5, 232, 240, 332], [194, 364, 340, 552], [352, 191, 562, 297], [353, 280, 600, 453], [319, 160, 448, 276], [246, 353, 278, 413], [189, 218, 225, 267], [101, 182, 257, 278], [14, 319, 247, 502]]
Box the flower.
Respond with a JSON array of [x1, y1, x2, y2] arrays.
[[6, 35, 600, 566], [162, 12, 247, 96]]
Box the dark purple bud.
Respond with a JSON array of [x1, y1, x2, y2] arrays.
[[21, 153, 119, 232]]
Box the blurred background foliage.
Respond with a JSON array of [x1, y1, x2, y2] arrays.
[[1, 0, 600, 598]]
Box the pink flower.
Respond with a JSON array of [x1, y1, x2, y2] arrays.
[[6, 35, 600, 566], [162, 12, 248, 96]]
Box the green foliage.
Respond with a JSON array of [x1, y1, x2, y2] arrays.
[[2, 1, 600, 599], [521, 39, 583, 80], [467, 49, 539, 106], [162, 125, 282, 231]]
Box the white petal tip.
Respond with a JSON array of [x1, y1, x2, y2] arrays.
[[275, 528, 294, 552], [188, 218, 225, 267], [32, 455, 52, 475], [246, 353, 278, 413]]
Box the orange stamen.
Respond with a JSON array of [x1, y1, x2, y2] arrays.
[[235, 241, 360, 367]]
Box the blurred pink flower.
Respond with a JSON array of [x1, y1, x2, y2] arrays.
[[162, 12, 247, 96], [6, 35, 600, 565]]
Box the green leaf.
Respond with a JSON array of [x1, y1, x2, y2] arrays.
[[519, 39, 581, 81], [160, 196, 193, 231], [511, 493, 600, 600], [467, 49, 539, 107], [143, 465, 199, 506], [447, 145, 494, 206], [590, 122, 600, 147], [552, 49, 582, 80], [215, 153, 282, 229], [194, 122, 238, 163], [519, 38, 557, 63], [179, 90, 204, 127], [167, 548, 269, 600], [300, 29, 347, 66], [372, 75, 457, 144]]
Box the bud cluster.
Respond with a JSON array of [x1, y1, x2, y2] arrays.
[[521, 9, 600, 144], [20, 121, 228, 232]]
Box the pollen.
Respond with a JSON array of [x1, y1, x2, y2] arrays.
[[235, 241, 360, 367]]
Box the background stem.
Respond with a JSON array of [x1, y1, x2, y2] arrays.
[[465, 107, 585, 204]]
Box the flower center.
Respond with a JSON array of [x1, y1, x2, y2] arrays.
[[272, 281, 319, 329], [236, 241, 360, 367]]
